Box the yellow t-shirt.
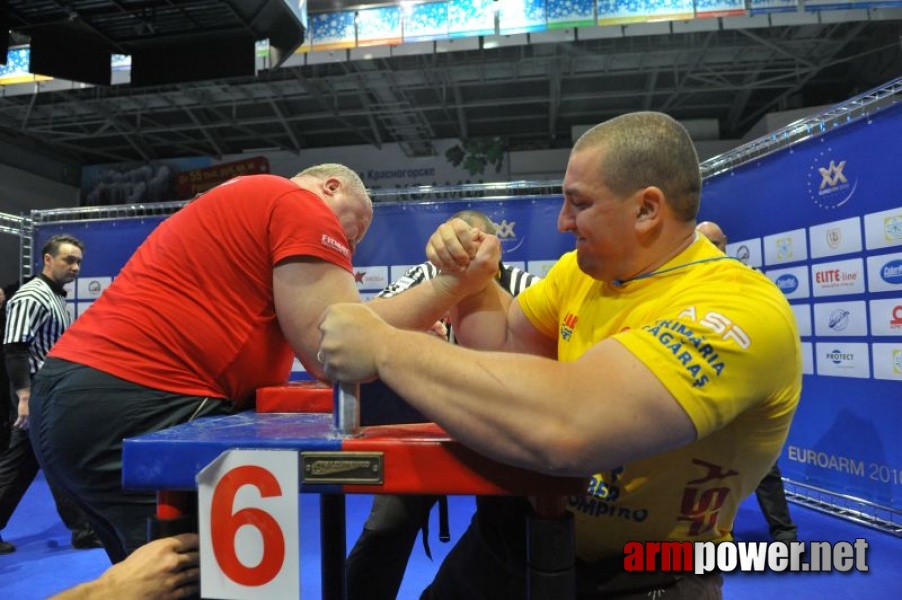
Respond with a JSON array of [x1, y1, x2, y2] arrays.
[[517, 237, 802, 562]]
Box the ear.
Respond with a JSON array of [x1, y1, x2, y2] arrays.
[[322, 176, 341, 197], [634, 186, 665, 233]]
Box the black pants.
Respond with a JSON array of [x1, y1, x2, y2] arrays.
[[347, 494, 444, 600], [0, 421, 97, 543], [754, 463, 797, 542], [421, 498, 723, 600], [28, 358, 232, 563]]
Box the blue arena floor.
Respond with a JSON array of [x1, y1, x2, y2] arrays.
[[0, 472, 899, 599]]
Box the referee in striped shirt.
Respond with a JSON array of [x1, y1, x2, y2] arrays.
[[346, 210, 541, 600], [0, 234, 100, 553]]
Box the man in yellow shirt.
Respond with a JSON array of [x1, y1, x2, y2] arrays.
[[318, 112, 802, 598]]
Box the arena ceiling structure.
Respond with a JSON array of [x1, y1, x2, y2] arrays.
[[0, 0, 901, 183]]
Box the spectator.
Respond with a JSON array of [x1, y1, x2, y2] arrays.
[[696, 220, 799, 544]]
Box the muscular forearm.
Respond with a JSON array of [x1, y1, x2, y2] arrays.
[[373, 328, 696, 476], [368, 273, 477, 332], [50, 579, 104, 600], [374, 327, 591, 475]]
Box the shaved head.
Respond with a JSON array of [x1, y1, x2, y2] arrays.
[[696, 221, 727, 251]]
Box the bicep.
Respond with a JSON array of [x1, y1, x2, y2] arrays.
[[570, 339, 698, 468], [507, 300, 557, 358], [273, 258, 361, 379]]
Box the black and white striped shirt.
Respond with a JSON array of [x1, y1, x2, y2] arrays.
[[377, 261, 540, 343], [3, 275, 72, 376], [378, 262, 539, 300]]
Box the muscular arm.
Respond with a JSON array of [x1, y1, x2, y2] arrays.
[[366, 272, 474, 333], [273, 257, 361, 381], [319, 305, 696, 475], [451, 283, 556, 358]]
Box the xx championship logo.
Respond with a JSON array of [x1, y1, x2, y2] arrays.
[[807, 147, 857, 210]]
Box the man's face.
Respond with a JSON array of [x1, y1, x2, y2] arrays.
[[331, 190, 373, 254], [696, 223, 727, 252], [558, 147, 638, 281], [44, 243, 83, 285]]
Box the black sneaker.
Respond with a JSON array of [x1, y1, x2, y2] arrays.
[[0, 535, 15, 554]]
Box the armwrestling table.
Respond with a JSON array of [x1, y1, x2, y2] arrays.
[[121, 382, 586, 600]]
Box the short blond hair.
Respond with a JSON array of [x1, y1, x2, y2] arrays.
[[296, 163, 371, 206]]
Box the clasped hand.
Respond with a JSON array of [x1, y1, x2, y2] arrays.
[[426, 218, 502, 296], [318, 303, 387, 383]]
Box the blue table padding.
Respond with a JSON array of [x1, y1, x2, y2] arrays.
[[122, 411, 343, 492]]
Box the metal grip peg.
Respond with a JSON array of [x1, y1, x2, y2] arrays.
[[333, 381, 361, 437]]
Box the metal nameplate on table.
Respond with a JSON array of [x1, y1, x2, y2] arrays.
[[301, 451, 384, 484]]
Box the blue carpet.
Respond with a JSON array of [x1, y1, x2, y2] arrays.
[[0, 472, 898, 599]]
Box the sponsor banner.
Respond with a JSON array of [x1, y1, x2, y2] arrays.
[[809, 216, 862, 259], [748, 0, 799, 13], [791, 303, 812, 337], [871, 343, 902, 381], [76, 301, 94, 318], [403, 1, 450, 42], [811, 258, 865, 297], [868, 298, 902, 336], [699, 104, 902, 509], [765, 266, 810, 300], [813, 301, 868, 337], [815, 342, 870, 379], [356, 6, 403, 46], [763, 228, 808, 266], [807, 145, 858, 211], [174, 156, 270, 200], [727, 238, 762, 268], [801, 342, 814, 375], [76, 276, 112, 300], [863, 205, 902, 251], [389, 265, 417, 282], [353, 265, 389, 291], [866, 251, 902, 293], [528, 259, 560, 278]]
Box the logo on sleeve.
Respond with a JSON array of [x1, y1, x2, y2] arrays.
[[561, 313, 579, 341], [321, 234, 350, 257]]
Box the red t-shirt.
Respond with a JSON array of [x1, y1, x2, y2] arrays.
[[50, 174, 353, 408]]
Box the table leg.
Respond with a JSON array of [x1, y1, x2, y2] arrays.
[[320, 494, 347, 600], [148, 490, 197, 541], [527, 495, 575, 600]]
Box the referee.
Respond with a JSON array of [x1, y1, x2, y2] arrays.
[[346, 210, 541, 600], [0, 234, 100, 553]]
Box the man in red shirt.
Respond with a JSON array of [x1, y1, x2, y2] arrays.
[[27, 163, 467, 563]]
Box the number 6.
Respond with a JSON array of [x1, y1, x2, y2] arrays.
[[211, 465, 286, 586]]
